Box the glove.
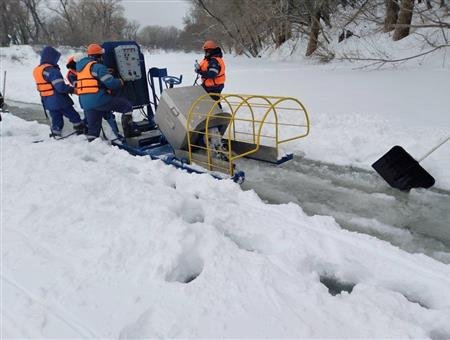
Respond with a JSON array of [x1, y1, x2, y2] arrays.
[[68, 86, 75, 94]]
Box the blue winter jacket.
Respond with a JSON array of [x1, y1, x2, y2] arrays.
[[39, 46, 74, 110], [76, 56, 122, 110]]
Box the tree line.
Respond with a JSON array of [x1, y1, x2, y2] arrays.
[[1, 0, 138, 46], [0, 0, 181, 48], [187, 0, 449, 57], [1, 0, 448, 60]]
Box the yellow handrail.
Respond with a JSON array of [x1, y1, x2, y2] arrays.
[[186, 93, 310, 176]]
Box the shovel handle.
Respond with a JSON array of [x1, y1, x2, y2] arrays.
[[418, 135, 450, 162], [193, 73, 200, 86], [2, 70, 5, 100]]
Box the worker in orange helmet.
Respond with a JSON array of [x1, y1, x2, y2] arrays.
[[76, 43, 137, 141], [195, 40, 226, 106]]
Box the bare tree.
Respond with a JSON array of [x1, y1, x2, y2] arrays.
[[193, 0, 318, 56], [306, 1, 325, 56], [138, 25, 181, 50], [0, 0, 40, 45], [384, 0, 400, 32], [45, 0, 135, 46], [123, 20, 140, 41], [272, 0, 292, 47], [21, 0, 51, 43], [393, 0, 415, 40], [196, 0, 255, 56]]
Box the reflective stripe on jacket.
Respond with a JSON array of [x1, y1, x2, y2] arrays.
[[33, 63, 54, 97], [199, 57, 226, 88], [76, 61, 99, 94]]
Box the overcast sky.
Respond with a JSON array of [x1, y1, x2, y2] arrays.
[[122, 0, 191, 29]]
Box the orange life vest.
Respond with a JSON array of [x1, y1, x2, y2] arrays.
[[76, 61, 99, 94], [199, 56, 226, 87], [33, 63, 54, 97]]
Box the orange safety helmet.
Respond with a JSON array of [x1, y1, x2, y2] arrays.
[[203, 40, 218, 50], [87, 43, 104, 56]]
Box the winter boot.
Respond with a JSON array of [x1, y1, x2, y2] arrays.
[[50, 129, 62, 137], [121, 113, 141, 138], [86, 135, 97, 142], [73, 122, 86, 135]]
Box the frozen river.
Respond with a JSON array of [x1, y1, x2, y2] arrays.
[[241, 157, 450, 263], [6, 100, 450, 264]]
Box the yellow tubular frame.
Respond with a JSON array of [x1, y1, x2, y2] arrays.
[[186, 93, 310, 176]]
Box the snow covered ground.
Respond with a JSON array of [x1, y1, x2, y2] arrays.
[[2, 114, 450, 338], [1, 40, 450, 337]]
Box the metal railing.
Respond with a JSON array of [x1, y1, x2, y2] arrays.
[[186, 93, 310, 176]]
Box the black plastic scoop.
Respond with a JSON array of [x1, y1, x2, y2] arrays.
[[372, 136, 449, 191]]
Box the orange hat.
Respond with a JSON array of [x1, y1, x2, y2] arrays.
[[203, 40, 217, 50], [87, 43, 104, 55]]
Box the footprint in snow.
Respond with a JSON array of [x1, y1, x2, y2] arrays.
[[81, 154, 97, 162], [178, 199, 205, 224], [165, 245, 204, 284]]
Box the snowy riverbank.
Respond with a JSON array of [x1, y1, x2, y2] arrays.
[[2, 113, 450, 337]]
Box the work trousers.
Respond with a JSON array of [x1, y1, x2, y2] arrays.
[[85, 97, 132, 140], [203, 84, 224, 109], [49, 106, 82, 134]]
